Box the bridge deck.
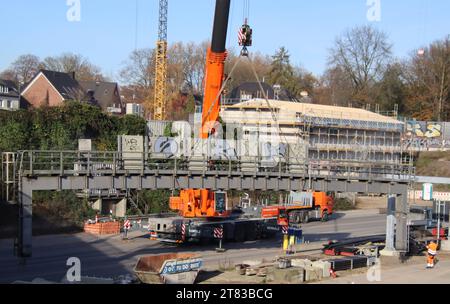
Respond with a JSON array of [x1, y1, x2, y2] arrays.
[[3, 150, 414, 258]]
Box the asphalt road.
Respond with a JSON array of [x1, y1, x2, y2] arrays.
[[0, 209, 386, 283]]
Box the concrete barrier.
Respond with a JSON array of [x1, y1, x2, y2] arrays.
[[304, 266, 323, 282], [266, 267, 305, 284], [291, 259, 312, 268], [440, 240, 450, 252], [312, 261, 331, 278]]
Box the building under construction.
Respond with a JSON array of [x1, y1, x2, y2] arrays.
[[220, 99, 406, 166]]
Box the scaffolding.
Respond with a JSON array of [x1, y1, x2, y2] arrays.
[[221, 99, 407, 168]]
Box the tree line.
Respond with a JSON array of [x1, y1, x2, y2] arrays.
[[0, 102, 146, 152], [1, 25, 449, 121]]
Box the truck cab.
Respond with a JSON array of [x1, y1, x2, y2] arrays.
[[261, 191, 334, 226]]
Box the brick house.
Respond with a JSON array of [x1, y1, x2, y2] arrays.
[[21, 70, 85, 108], [21, 70, 123, 114]]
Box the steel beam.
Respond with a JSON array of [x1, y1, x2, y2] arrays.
[[21, 172, 409, 195]]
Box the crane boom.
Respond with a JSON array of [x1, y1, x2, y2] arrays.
[[169, 0, 232, 218], [153, 0, 168, 121], [200, 0, 231, 139]]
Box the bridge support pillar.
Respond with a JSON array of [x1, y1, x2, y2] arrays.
[[115, 198, 127, 218], [381, 191, 409, 256], [17, 182, 32, 258], [381, 195, 396, 255], [395, 192, 408, 252]]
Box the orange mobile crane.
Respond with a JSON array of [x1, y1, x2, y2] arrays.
[[145, 0, 330, 244], [169, 0, 241, 219]]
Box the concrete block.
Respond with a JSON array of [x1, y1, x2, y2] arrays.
[[304, 266, 323, 282], [115, 198, 127, 218], [380, 249, 401, 257], [312, 261, 331, 278], [266, 267, 304, 284], [78, 139, 92, 152], [291, 259, 312, 268], [440, 240, 450, 252]]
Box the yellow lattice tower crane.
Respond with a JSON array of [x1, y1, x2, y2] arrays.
[[152, 0, 168, 120]]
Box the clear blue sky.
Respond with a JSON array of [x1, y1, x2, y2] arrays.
[[1, 0, 449, 81]]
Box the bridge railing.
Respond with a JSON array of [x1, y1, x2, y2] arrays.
[[13, 150, 415, 183]]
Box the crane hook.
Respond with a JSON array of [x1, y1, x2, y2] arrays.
[[238, 19, 252, 57]]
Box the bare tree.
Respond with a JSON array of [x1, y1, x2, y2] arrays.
[[10, 54, 41, 83], [226, 49, 271, 91], [315, 67, 353, 106], [120, 48, 155, 90], [0, 69, 17, 82], [119, 48, 155, 110], [404, 36, 450, 121], [182, 41, 208, 94], [42, 53, 103, 81], [328, 25, 392, 104]]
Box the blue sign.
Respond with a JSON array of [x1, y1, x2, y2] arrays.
[[161, 259, 203, 275]]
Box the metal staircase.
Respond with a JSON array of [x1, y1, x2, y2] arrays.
[[1, 152, 19, 204]]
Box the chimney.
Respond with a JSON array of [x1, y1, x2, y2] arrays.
[[70, 72, 76, 80]]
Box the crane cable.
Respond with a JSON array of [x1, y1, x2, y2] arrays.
[[185, 56, 244, 162], [243, 0, 250, 23]]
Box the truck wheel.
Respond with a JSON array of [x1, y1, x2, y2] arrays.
[[289, 211, 302, 224], [303, 212, 309, 224], [246, 223, 257, 241], [234, 224, 246, 242], [322, 212, 329, 222], [200, 237, 210, 246]]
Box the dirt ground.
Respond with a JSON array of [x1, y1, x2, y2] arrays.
[[199, 252, 450, 284]]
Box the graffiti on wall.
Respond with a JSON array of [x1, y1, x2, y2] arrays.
[[403, 121, 449, 150], [406, 121, 442, 138]]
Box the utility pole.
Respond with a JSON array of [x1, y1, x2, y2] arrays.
[[152, 0, 168, 121]]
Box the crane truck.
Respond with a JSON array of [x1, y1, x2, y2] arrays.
[[144, 0, 334, 244], [146, 0, 280, 244]]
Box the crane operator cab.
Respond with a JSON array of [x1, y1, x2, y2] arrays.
[[238, 21, 253, 56]]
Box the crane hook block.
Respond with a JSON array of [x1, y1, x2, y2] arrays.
[[238, 24, 253, 48]]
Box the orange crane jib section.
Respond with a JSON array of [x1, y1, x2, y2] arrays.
[[169, 189, 229, 218], [201, 49, 227, 139]]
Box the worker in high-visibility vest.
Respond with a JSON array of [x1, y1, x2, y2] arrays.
[[426, 241, 438, 269]]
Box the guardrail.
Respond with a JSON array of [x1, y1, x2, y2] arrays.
[[13, 150, 415, 182]]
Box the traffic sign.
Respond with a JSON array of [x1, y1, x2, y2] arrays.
[[214, 227, 224, 239]]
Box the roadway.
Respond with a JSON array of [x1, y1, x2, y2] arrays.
[[0, 209, 385, 283]]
